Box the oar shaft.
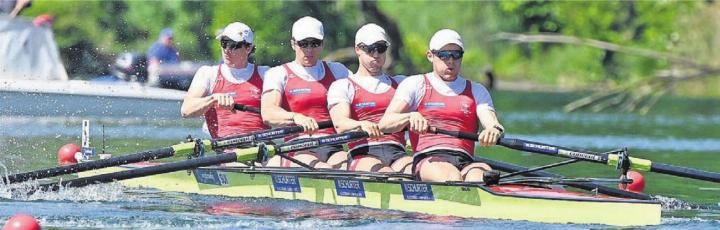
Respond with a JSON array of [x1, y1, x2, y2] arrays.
[[498, 138, 609, 164], [651, 163, 720, 183], [212, 121, 334, 150], [36, 152, 241, 192], [233, 104, 261, 114], [4, 147, 175, 184]]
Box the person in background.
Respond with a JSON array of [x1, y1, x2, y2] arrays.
[[147, 28, 180, 86], [181, 22, 269, 138], [261, 16, 352, 169], [379, 29, 504, 182], [327, 23, 411, 173]]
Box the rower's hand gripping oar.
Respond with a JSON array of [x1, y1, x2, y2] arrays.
[[33, 131, 370, 192], [431, 127, 720, 183], [4, 121, 333, 185]]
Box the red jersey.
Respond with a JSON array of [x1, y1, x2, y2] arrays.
[[282, 61, 337, 140], [411, 74, 478, 155], [204, 65, 268, 138], [347, 77, 405, 150]]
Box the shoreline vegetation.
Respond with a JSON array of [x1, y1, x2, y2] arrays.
[[14, 1, 720, 99]]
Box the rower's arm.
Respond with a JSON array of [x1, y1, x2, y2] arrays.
[[478, 109, 504, 132], [181, 70, 214, 118], [260, 90, 295, 127], [378, 99, 413, 133], [328, 102, 363, 133]]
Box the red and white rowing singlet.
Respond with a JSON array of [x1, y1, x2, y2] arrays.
[[412, 74, 478, 156], [347, 77, 405, 150], [204, 65, 268, 138], [281, 61, 337, 140]]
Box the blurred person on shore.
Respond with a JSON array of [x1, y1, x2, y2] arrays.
[[147, 28, 180, 86]]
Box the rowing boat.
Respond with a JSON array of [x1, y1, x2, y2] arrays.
[[78, 162, 661, 226], [16, 117, 718, 226]]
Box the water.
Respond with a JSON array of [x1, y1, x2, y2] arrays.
[[1, 90, 719, 229]]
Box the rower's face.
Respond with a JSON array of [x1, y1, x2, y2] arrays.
[[292, 38, 324, 67], [427, 44, 463, 81], [355, 41, 388, 75], [221, 44, 253, 64]]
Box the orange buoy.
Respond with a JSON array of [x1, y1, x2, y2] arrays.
[[57, 143, 80, 165], [3, 214, 41, 230], [618, 170, 646, 193]]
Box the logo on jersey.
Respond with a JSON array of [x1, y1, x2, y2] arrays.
[[289, 88, 312, 96], [460, 102, 472, 116], [423, 102, 446, 109], [225, 92, 237, 97], [249, 87, 261, 99], [354, 102, 376, 109]]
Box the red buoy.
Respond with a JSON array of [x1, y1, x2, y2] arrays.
[[3, 214, 41, 230], [57, 143, 80, 165], [618, 171, 646, 193]]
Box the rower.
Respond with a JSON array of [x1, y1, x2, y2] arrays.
[[379, 29, 505, 182], [181, 22, 269, 138], [327, 24, 412, 173], [261, 16, 352, 169]]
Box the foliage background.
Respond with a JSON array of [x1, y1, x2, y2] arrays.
[[19, 0, 720, 96]]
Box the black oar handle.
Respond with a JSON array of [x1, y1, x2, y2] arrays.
[[430, 127, 479, 141], [233, 104, 261, 114], [4, 147, 175, 184]]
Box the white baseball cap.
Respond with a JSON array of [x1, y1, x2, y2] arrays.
[[216, 22, 254, 44], [292, 16, 324, 40], [355, 23, 390, 46], [429, 29, 464, 51]]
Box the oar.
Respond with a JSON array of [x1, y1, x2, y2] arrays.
[[427, 128, 651, 199], [4, 121, 333, 184], [430, 128, 720, 183], [233, 104, 261, 114], [498, 138, 720, 183], [34, 131, 370, 192]]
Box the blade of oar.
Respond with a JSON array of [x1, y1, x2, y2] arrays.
[[233, 104, 261, 114], [34, 131, 371, 192], [5, 121, 333, 184], [430, 127, 720, 183], [498, 138, 720, 183]]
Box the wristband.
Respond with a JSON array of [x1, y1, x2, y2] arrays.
[[493, 125, 504, 133]]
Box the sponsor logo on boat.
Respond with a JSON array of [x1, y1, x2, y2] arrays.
[[272, 175, 301, 192], [216, 135, 255, 147], [280, 141, 319, 152], [335, 179, 365, 198], [289, 88, 312, 96], [401, 182, 434, 201], [194, 169, 226, 186], [423, 102, 446, 109], [558, 149, 603, 161], [524, 143, 557, 154], [354, 102, 376, 109]]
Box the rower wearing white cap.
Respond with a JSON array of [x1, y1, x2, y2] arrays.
[[379, 29, 505, 182], [327, 24, 412, 173], [181, 22, 269, 138], [262, 16, 352, 169]]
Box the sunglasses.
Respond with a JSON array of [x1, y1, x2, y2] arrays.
[[220, 39, 250, 50], [358, 43, 388, 54], [432, 50, 464, 60], [296, 39, 323, 48]]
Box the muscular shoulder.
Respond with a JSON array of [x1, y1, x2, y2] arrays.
[[326, 61, 350, 79], [397, 74, 424, 88]]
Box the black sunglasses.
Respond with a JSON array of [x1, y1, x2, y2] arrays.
[[220, 38, 250, 50], [432, 50, 464, 60], [358, 43, 388, 54], [296, 39, 323, 48]]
